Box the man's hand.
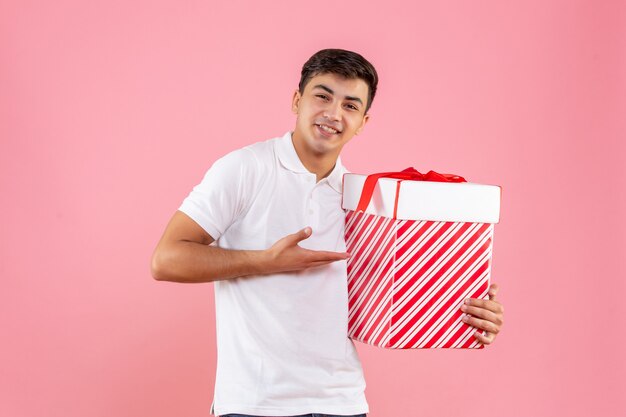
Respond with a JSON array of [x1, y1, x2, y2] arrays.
[[460, 283, 504, 346], [261, 227, 350, 274]]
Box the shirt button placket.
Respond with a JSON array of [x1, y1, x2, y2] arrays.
[[307, 181, 319, 229]]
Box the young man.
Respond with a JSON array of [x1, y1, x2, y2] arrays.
[[151, 49, 504, 417]]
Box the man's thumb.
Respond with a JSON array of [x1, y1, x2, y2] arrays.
[[291, 227, 312, 244]]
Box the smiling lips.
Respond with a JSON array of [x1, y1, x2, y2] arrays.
[[315, 123, 342, 136]]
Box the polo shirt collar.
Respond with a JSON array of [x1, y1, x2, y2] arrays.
[[276, 131, 344, 194]]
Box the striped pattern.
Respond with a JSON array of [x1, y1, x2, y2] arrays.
[[345, 210, 494, 349]]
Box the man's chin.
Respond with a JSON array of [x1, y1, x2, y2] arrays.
[[315, 139, 348, 157]]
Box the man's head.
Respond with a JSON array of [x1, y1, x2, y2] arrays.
[[291, 49, 378, 164], [298, 49, 378, 114]]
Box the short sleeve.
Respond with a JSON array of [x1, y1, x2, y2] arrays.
[[178, 148, 258, 241]]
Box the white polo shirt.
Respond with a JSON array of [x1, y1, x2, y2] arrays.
[[178, 131, 369, 417]]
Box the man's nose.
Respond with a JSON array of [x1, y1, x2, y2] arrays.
[[323, 101, 342, 121]]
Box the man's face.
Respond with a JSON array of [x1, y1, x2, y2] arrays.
[[291, 72, 370, 156]]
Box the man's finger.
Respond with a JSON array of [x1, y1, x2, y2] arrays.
[[308, 260, 336, 268], [488, 283, 499, 301], [307, 257, 352, 269], [462, 314, 500, 334], [307, 249, 350, 262], [460, 304, 501, 324], [464, 298, 504, 314], [473, 330, 494, 345]]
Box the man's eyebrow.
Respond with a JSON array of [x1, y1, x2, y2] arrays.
[[312, 84, 364, 106]]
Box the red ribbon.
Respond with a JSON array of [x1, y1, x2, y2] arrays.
[[355, 168, 467, 219]]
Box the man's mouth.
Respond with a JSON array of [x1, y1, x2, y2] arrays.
[[315, 124, 341, 135]]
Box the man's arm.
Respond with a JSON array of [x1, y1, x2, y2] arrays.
[[150, 210, 349, 283]]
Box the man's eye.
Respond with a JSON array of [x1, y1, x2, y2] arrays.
[[346, 104, 358, 110], [316, 94, 329, 100]]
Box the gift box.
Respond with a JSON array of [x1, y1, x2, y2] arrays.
[[341, 168, 501, 349]]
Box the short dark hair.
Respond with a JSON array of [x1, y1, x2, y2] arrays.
[[298, 49, 378, 113]]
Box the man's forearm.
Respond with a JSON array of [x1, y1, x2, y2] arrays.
[[151, 240, 267, 283]]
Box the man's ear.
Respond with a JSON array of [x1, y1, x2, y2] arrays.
[[291, 89, 301, 114], [355, 113, 370, 135]]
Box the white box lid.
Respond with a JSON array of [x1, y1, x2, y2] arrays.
[[342, 173, 501, 223]]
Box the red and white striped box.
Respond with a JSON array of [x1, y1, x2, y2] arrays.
[[341, 169, 501, 349]]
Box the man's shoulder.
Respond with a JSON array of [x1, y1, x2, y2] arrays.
[[240, 135, 280, 162], [223, 133, 283, 166]]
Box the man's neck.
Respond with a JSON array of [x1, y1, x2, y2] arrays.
[[291, 135, 339, 183]]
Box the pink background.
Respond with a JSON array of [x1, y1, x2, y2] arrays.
[[2, 1, 625, 416]]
